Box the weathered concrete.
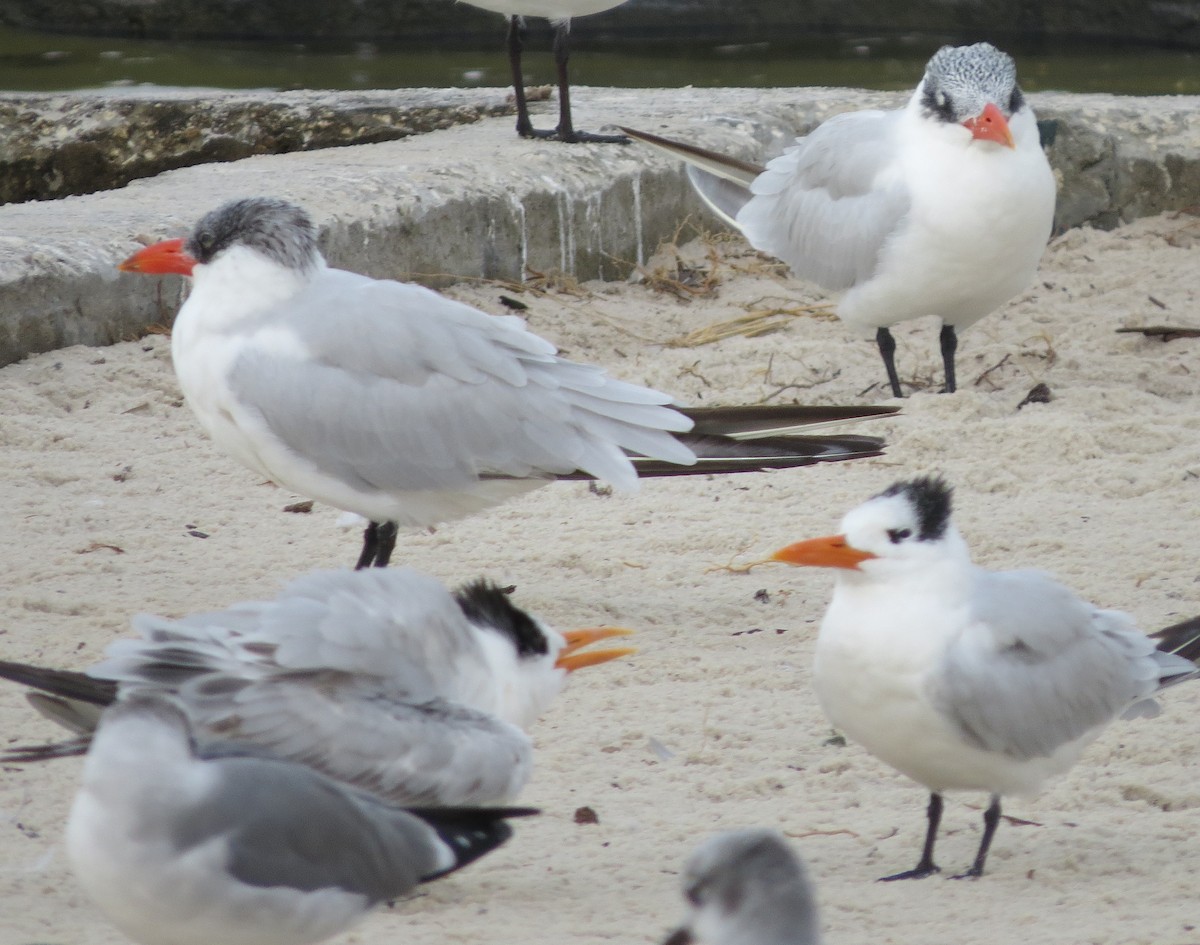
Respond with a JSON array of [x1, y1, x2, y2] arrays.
[[0, 87, 516, 206], [2, 86, 1200, 368]]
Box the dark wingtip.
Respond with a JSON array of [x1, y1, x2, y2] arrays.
[[617, 126, 766, 177], [0, 659, 117, 706], [1, 736, 92, 763], [413, 807, 540, 879], [1151, 615, 1200, 663]]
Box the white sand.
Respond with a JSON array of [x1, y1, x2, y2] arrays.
[[1, 213, 1198, 945]]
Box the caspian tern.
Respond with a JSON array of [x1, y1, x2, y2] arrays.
[[770, 476, 1199, 879], [663, 829, 821, 945], [0, 567, 634, 807], [68, 693, 535, 945], [117, 197, 895, 569], [462, 0, 629, 142], [622, 43, 1057, 398]]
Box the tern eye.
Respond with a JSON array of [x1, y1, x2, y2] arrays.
[[1008, 86, 1024, 114], [921, 84, 956, 123], [887, 528, 912, 544]]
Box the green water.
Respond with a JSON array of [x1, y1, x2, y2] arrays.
[[1, 26, 1198, 95]]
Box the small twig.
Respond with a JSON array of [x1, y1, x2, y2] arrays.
[[783, 828, 860, 840], [973, 352, 1012, 388]]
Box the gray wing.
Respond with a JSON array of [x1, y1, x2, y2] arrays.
[[933, 569, 1188, 760], [187, 675, 533, 806], [96, 568, 485, 704], [229, 270, 694, 493], [175, 754, 444, 903], [734, 109, 911, 290]]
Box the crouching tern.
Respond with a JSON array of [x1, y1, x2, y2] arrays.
[[118, 196, 895, 569], [770, 476, 1200, 879], [67, 693, 536, 945], [0, 566, 634, 807], [664, 829, 822, 945], [623, 43, 1056, 398]]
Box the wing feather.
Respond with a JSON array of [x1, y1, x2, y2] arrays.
[[933, 570, 1191, 760], [228, 270, 695, 495], [735, 110, 912, 290]]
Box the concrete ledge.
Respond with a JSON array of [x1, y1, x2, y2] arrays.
[[0, 87, 516, 206], [2, 86, 1200, 367]]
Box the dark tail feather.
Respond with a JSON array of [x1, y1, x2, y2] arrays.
[[1115, 326, 1200, 341], [411, 807, 540, 880], [619, 126, 766, 181], [678, 404, 899, 438], [1151, 615, 1200, 664], [2, 735, 91, 763], [0, 659, 117, 706], [625, 432, 884, 478]]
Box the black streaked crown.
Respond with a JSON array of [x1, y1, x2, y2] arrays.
[[876, 475, 953, 541], [186, 197, 319, 272], [920, 42, 1021, 124], [454, 580, 548, 658]]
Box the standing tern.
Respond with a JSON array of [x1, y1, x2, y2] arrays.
[[68, 693, 535, 945], [462, 0, 629, 143], [770, 476, 1199, 879], [622, 43, 1057, 398], [663, 829, 821, 945], [0, 566, 634, 807], [117, 196, 895, 569]]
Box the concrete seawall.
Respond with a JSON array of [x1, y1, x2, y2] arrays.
[[2, 86, 1198, 367]]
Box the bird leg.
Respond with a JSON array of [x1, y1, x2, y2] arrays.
[[878, 792, 943, 881], [939, 324, 958, 393], [951, 794, 1001, 880], [547, 20, 629, 144], [373, 521, 399, 567], [875, 327, 904, 398], [506, 16, 540, 139], [355, 521, 381, 569], [355, 520, 399, 569]]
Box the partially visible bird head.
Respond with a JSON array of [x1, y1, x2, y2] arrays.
[[668, 829, 820, 945], [918, 43, 1024, 148], [454, 580, 635, 726], [771, 475, 966, 580], [118, 197, 321, 278]]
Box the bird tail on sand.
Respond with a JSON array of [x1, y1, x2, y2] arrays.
[[0, 658, 117, 760], [407, 807, 540, 879], [620, 125, 765, 227], [1151, 615, 1200, 667], [561, 403, 897, 478]]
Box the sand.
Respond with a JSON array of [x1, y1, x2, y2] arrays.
[[1, 210, 1198, 945]]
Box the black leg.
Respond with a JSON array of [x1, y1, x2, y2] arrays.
[[952, 794, 1001, 880], [355, 520, 399, 569], [940, 324, 958, 393], [876, 326, 904, 398], [373, 521, 398, 568], [506, 16, 537, 138], [879, 792, 943, 881], [355, 521, 380, 570], [507, 16, 627, 144], [548, 20, 628, 144]]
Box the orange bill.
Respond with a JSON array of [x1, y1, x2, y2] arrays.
[[118, 237, 197, 276], [556, 626, 636, 672], [962, 102, 1015, 148], [771, 534, 877, 570]]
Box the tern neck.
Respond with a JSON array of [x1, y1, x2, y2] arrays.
[[471, 629, 565, 728], [80, 712, 206, 810], [181, 244, 320, 335]]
